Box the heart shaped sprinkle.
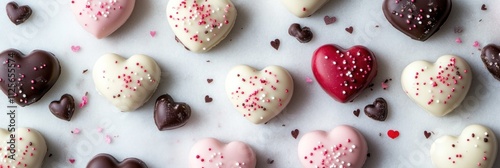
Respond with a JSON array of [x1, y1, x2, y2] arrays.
[[364, 97, 388, 121], [387, 130, 400, 139], [324, 15, 337, 25], [6, 2, 32, 25], [280, 0, 329, 18], [424, 131, 432, 139], [0, 128, 47, 168], [87, 153, 148, 168], [291, 129, 299, 139], [154, 94, 192, 130], [0, 49, 61, 106], [481, 44, 500, 81], [49, 94, 76, 121], [345, 26, 354, 34], [270, 39, 281, 50], [189, 138, 256, 168], [289, 23, 313, 43], [71, 45, 81, 52]]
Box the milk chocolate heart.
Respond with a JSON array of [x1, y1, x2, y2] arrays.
[[364, 97, 388, 121], [49, 94, 76, 121], [166, 0, 237, 52], [154, 94, 192, 130], [87, 153, 148, 168], [430, 125, 497, 168], [189, 138, 256, 168], [481, 44, 500, 81], [0, 49, 61, 106], [0, 128, 47, 168], [312, 44, 378, 103], [70, 0, 136, 39], [6, 2, 32, 25], [383, 0, 452, 41]]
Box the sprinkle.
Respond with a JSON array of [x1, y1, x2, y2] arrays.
[[473, 41, 480, 48], [79, 92, 89, 108], [69, 158, 75, 164], [105, 135, 112, 144], [306, 77, 313, 83], [150, 31, 157, 37], [455, 37, 462, 44], [71, 45, 81, 52], [382, 82, 389, 90], [97, 127, 103, 133], [72, 128, 80, 134]]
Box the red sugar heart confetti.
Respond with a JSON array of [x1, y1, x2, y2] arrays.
[[71, 45, 81, 52], [69, 158, 75, 164], [387, 130, 400, 139], [150, 31, 157, 37]]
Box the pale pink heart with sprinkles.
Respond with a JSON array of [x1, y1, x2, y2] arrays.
[[401, 55, 472, 116], [0, 128, 47, 168], [298, 125, 368, 168], [92, 54, 161, 112], [225, 65, 294, 124], [189, 138, 256, 168], [166, 0, 237, 52], [70, 0, 136, 39]]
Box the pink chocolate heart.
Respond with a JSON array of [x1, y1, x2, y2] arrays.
[[298, 125, 368, 168], [189, 138, 256, 168]]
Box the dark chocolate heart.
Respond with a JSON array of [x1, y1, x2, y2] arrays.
[[270, 39, 280, 50], [364, 97, 388, 121], [87, 153, 148, 168], [0, 49, 61, 106], [288, 23, 313, 43], [6, 2, 32, 25], [481, 44, 500, 81], [383, 0, 452, 41], [154, 94, 191, 130], [49, 94, 75, 121]]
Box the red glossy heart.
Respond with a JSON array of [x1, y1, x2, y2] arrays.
[[387, 130, 400, 139], [312, 44, 377, 103]]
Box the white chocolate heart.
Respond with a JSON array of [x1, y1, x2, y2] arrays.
[[401, 55, 472, 116], [0, 128, 47, 168], [225, 65, 294, 124], [298, 125, 368, 168], [280, 0, 329, 18], [70, 0, 136, 39], [431, 125, 497, 168], [92, 54, 161, 112], [166, 0, 237, 52], [189, 138, 256, 168]]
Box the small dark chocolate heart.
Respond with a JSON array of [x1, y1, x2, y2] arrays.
[[86, 153, 148, 168], [383, 0, 452, 41], [270, 39, 280, 50], [364, 97, 388, 121], [49, 94, 75, 121], [0, 49, 61, 106], [291, 129, 299, 139], [154, 94, 191, 130], [345, 26, 354, 34], [288, 23, 313, 43], [323, 15, 336, 25], [6, 2, 32, 25], [481, 44, 500, 81]]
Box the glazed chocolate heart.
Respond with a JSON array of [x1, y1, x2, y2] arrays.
[[6, 2, 32, 25], [87, 153, 148, 168], [0, 49, 61, 106], [383, 0, 452, 41], [364, 97, 388, 121], [154, 94, 191, 130], [49, 94, 75, 121], [481, 44, 500, 81], [312, 44, 378, 103], [288, 23, 313, 43]]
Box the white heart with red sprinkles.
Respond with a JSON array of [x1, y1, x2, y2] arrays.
[[280, 0, 329, 18], [0, 128, 47, 168], [92, 54, 161, 112], [189, 138, 256, 168], [430, 125, 497, 168], [401, 55, 472, 116], [225, 65, 294, 124], [166, 0, 237, 52]]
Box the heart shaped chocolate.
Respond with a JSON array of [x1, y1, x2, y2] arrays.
[[0, 49, 61, 106], [154, 94, 192, 130], [87, 153, 148, 168], [70, 0, 136, 39], [189, 138, 256, 168], [6, 2, 32, 25], [289, 23, 313, 43], [166, 0, 237, 52], [312, 44, 378, 103], [481, 44, 500, 81], [383, 0, 452, 41], [0, 128, 47, 168], [49, 94, 76, 121], [364, 97, 388, 121]]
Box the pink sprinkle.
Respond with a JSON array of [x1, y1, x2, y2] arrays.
[[71, 45, 81, 52], [150, 31, 157, 37], [79, 92, 88, 108], [72, 128, 80, 134], [473, 41, 480, 48], [69, 159, 75, 164], [97, 127, 103, 133], [105, 135, 112, 144], [382, 82, 389, 89], [306, 77, 313, 83], [455, 37, 462, 44]]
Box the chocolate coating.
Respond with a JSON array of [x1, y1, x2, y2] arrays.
[[6, 2, 32, 25], [481, 44, 500, 81], [154, 94, 191, 130], [87, 153, 148, 168], [383, 0, 452, 41], [288, 23, 313, 43], [49, 94, 75, 121], [364, 97, 388, 121], [0, 49, 61, 106]]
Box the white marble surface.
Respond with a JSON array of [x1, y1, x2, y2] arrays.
[[0, 0, 500, 167]]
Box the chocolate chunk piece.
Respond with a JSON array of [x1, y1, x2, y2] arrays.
[[288, 23, 313, 43], [154, 94, 192, 130], [87, 153, 148, 168], [6, 2, 32, 25], [49, 94, 76, 121]]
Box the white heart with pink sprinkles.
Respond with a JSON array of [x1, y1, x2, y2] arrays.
[[0, 128, 47, 168]]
